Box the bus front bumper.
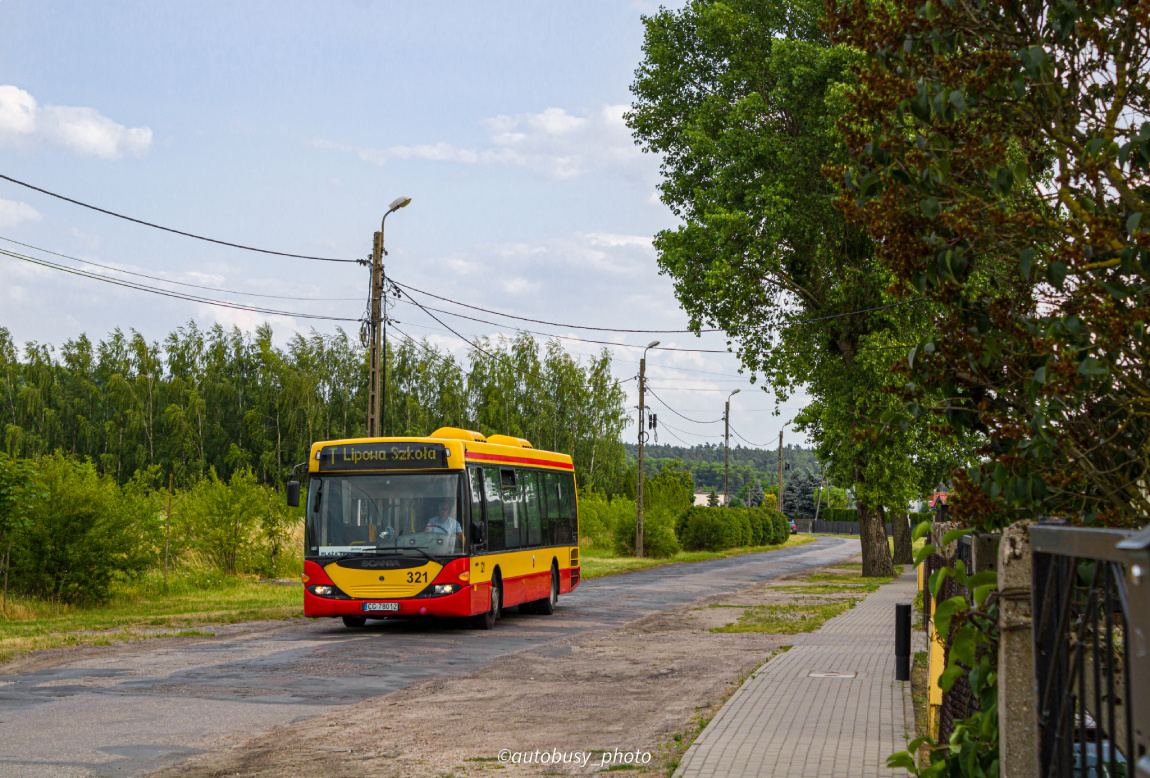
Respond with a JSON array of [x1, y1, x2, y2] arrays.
[[304, 585, 476, 619]]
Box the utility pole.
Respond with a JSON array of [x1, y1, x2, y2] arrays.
[[636, 340, 659, 558], [777, 428, 785, 514], [367, 230, 384, 438], [723, 389, 739, 507], [724, 403, 730, 508], [814, 464, 827, 521], [366, 196, 411, 437], [164, 472, 172, 591], [637, 357, 647, 558]]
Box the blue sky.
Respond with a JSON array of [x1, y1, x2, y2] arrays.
[[0, 1, 809, 449]]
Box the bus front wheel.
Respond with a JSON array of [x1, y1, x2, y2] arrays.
[[474, 577, 501, 630], [341, 615, 367, 628]]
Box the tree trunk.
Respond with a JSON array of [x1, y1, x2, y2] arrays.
[[892, 510, 913, 565], [857, 500, 895, 577]]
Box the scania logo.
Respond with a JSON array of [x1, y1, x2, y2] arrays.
[[357, 559, 400, 569], [378, 575, 386, 582]]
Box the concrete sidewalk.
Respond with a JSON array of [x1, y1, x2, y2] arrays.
[[676, 567, 921, 777]]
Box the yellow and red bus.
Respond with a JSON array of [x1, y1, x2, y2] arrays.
[[288, 427, 581, 629]]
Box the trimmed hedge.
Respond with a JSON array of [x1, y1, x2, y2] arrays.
[[676, 506, 789, 552]]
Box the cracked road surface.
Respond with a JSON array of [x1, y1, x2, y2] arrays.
[[0, 537, 860, 777]]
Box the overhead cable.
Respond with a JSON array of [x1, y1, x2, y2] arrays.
[[392, 290, 631, 391], [0, 235, 363, 301], [0, 172, 359, 263], [645, 386, 724, 425], [395, 279, 717, 334], [728, 424, 774, 448], [0, 247, 359, 322], [390, 295, 728, 354]]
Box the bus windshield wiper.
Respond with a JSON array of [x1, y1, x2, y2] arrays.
[[406, 547, 440, 565]]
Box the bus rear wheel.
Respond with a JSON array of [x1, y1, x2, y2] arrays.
[[341, 615, 367, 628], [473, 577, 500, 630], [537, 565, 559, 615]]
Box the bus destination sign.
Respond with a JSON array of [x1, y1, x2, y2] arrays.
[[317, 442, 449, 471]]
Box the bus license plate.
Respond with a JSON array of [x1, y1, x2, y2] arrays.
[[363, 602, 400, 612]]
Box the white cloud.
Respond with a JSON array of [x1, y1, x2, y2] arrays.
[[311, 104, 656, 183], [0, 199, 42, 229], [0, 85, 152, 159]]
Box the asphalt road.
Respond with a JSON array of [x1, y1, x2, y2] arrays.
[[0, 537, 861, 777]]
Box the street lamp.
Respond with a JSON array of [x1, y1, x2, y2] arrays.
[[367, 196, 412, 438], [724, 389, 740, 507], [636, 340, 660, 557]]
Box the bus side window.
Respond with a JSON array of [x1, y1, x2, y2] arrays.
[[468, 468, 485, 545], [523, 470, 543, 547], [500, 468, 522, 549], [560, 472, 577, 544], [544, 472, 560, 528], [483, 467, 506, 552]]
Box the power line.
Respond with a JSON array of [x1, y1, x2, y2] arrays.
[[0, 172, 359, 264], [0, 235, 364, 302], [729, 424, 773, 448], [645, 386, 724, 425], [0, 247, 359, 323], [393, 289, 632, 391], [659, 419, 725, 440], [391, 294, 729, 354], [395, 279, 717, 334]]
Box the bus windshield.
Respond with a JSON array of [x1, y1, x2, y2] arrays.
[[306, 473, 466, 558]]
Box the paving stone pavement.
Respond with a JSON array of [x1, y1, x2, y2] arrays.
[[676, 566, 923, 778]]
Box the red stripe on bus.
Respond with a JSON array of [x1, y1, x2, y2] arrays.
[[464, 452, 574, 470]]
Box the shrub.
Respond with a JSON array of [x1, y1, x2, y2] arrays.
[[179, 468, 266, 574], [9, 454, 158, 604], [772, 510, 790, 543], [678, 506, 753, 551], [578, 492, 634, 550], [613, 506, 681, 558]]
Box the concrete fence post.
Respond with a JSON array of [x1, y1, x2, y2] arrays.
[[998, 521, 1038, 777]]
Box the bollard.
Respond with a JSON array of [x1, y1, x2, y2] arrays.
[[895, 602, 911, 681]]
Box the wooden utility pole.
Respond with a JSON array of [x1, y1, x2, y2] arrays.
[[777, 428, 785, 513], [366, 197, 411, 437], [367, 230, 384, 438], [814, 465, 827, 521], [2, 538, 9, 613], [723, 400, 731, 508], [165, 472, 172, 590], [636, 356, 647, 558]]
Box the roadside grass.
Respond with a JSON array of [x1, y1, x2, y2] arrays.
[[803, 567, 903, 586], [710, 599, 862, 634], [580, 535, 815, 580], [910, 649, 930, 766], [0, 580, 301, 665]]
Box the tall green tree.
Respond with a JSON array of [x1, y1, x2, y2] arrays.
[[628, 0, 940, 574], [831, 0, 1150, 529]]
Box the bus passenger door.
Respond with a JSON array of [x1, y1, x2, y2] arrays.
[[467, 467, 490, 615]]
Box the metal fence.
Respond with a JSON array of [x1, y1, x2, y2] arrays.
[[1030, 523, 1150, 777], [937, 535, 978, 741], [808, 520, 892, 535]]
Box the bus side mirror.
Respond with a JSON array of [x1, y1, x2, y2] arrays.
[[470, 521, 485, 545], [286, 481, 300, 508]]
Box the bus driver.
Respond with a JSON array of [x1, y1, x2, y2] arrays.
[[425, 502, 462, 535]]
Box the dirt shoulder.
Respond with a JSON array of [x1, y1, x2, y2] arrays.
[[151, 556, 872, 778]]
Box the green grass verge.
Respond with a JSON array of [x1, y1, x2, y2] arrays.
[[710, 599, 862, 634], [579, 535, 816, 580], [0, 580, 301, 664]]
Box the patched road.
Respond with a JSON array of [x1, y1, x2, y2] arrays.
[[0, 537, 860, 777]]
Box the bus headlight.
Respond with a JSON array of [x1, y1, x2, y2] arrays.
[[310, 585, 334, 596], [431, 584, 459, 596]]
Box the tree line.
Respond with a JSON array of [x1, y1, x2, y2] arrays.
[[0, 322, 630, 494]]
